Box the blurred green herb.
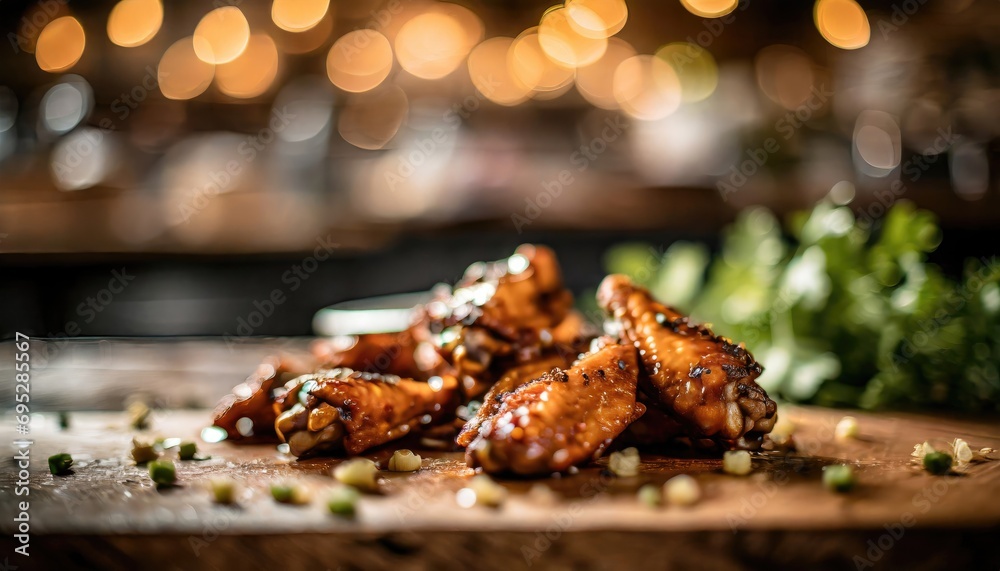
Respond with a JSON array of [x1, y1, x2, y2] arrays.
[[605, 199, 1000, 411]]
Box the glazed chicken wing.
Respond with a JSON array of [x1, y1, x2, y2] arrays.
[[598, 274, 777, 449], [465, 343, 645, 475], [213, 244, 593, 457], [424, 245, 583, 398], [273, 368, 460, 457], [213, 328, 447, 440], [456, 353, 572, 448], [212, 353, 315, 441]]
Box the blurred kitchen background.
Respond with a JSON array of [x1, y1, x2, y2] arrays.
[[1, 0, 999, 343]]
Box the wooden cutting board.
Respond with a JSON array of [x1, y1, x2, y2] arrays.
[[2, 406, 998, 570]]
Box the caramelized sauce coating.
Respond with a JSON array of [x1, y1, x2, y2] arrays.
[[273, 369, 460, 457], [212, 353, 314, 441], [598, 274, 777, 448], [456, 353, 573, 448], [465, 343, 645, 475], [425, 245, 582, 398], [213, 244, 595, 458]]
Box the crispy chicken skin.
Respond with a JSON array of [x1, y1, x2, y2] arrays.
[[427, 244, 572, 338], [273, 369, 460, 457], [425, 245, 582, 398], [212, 353, 314, 441], [213, 329, 448, 441], [456, 353, 572, 448], [597, 274, 777, 449], [465, 343, 646, 475]]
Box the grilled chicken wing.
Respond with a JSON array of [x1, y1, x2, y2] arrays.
[[213, 328, 447, 440], [597, 274, 777, 449], [212, 353, 314, 441], [425, 245, 582, 398], [273, 368, 460, 457], [456, 353, 572, 448], [465, 343, 646, 475]]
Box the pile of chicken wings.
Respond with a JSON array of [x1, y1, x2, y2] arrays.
[[212, 245, 778, 476]]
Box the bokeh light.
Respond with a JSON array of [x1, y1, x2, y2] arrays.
[[468, 37, 533, 106], [949, 142, 988, 201], [565, 0, 628, 38], [274, 11, 333, 54], [326, 30, 394, 93], [755, 45, 815, 110], [338, 85, 409, 150], [271, 0, 330, 32], [395, 11, 469, 79], [538, 6, 608, 68], [575, 37, 636, 109], [193, 7, 250, 64], [35, 17, 86, 72], [107, 0, 163, 48], [438, 2, 485, 52], [15, 2, 71, 54], [159, 37, 215, 100], [216, 34, 280, 99], [51, 128, 115, 191], [274, 77, 335, 143], [853, 110, 901, 176], [509, 29, 575, 98], [40, 77, 93, 134], [680, 0, 739, 18], [655, 42, 718, 102], [613, 55, 682, 120], [814, 0, 870, 50]]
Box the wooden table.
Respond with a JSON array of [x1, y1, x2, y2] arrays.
[[2, 405, 998, 570]]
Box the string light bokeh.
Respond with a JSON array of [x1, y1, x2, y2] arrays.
[[0, 0, 996, 254]]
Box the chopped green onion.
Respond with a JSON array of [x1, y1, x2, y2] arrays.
[[923, 451, 952, 475], [148, 459, 176, 486], [637, 484, 661, 507], [768, 415, 795, 447], [160, 437, 182, 450], [608, 447, 641, 477], [48, 453, 73, 475], [911, 441, 934, 460], [822, 464, 855, 493], [953, 438, 972, 467], [270, 484, 294, 503], [271, 482, 310, 504], [722, 450, 752, 476], [130, 438, 158, 464], [327, 485, 360, 516], [127, 401, 151, 430], [333, 458, 379, 491], [835, 416, 859, 440], [664, 474, 701, 506], [457, 475, 507, 508], [387, 449, 422, 472], [210, 477, 237, 504], [178, 441, 197, 460]]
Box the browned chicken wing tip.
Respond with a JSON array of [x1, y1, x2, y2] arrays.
[[598, 274, 777, 449]]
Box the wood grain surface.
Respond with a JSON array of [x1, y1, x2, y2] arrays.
[[1, 405, 998, 570]]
